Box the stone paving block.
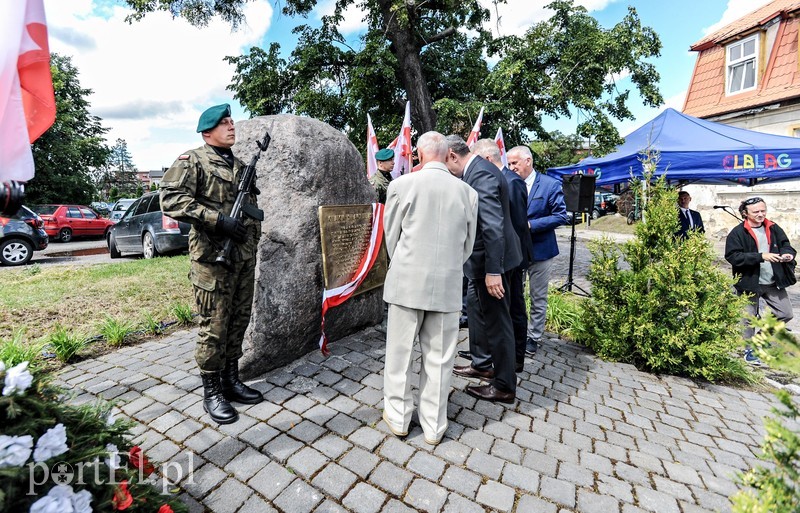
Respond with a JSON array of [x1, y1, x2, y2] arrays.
[[121, 395, 155, 415], [284, 395, 318, 414], [312, 462, 358, 499], [223, 446, 271, 481], [136, 401, 172, 423], [249, 461, 296, 500], [403, 478, 448, 513], [217, 413, 258, 437], [540, 475, 576, 508], [521, 450, 558, 477], [545, 440, 580, 464], [466, 449, 505, 480], [635, 486, 680, 513], [313, 434, 353, 460], [635, 440, 673, 461], [326, 413, 362, 436], [557, 461, 594, 487], [148, 438, 181, 463], [381, 499, 417, 513], [348, 426, 386, 452], [517, 495, 558, 513], [369, 461, 414, 497], [652, 475, 693, 502], [351, 405, 382, 426], [500, 462, 539, 494], [473, 399, 504, 421], [289, 420, 328, 444], [614, 462, 651, 487], [577, 488, 622, 513], [406, 451, 446, 481], [201, 477, 249, 513], [690, 486, 733, 513], [475, 480, 515, 512], [596, 474, 634, 503], [165, 418, 204, 443], [273, 478, 325, 513], [514, 430, 546, 452], [628, 450, 665, 474], [287, 446, 329, 478], [304, 403, 339, 425], [432, 439, 471, 465], [353, 385, 383, 406], [328, 395, 360, 414], [202, 437, 245, 467], [456, 408, 485, 429], [442, 493, 488, 513], [264, 434, 304, 463], [268, 409, 303, 432], [178, 492, 205, 513], [700, 471, 739, 497], [459, 429, 494, 453], [183, 463, 226, 499], [662, 460, 703, 486], [491, 439, 523, 464], [562, 430, 593, 451], [342, 482, 387, 513], [314, 499, 349, 513], [332, 377, 364, 396], [440, 465, 482, 498], [239, 421, 281, 449], [239, 495, 278, 513], [264, 385, 295, 403], [340, 447, 380, 479]]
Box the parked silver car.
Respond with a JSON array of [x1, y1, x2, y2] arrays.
[[106, 192, 189, 259], [109, 198, 137, 223]]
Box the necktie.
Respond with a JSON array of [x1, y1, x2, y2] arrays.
[[684, 210, 693, 228]]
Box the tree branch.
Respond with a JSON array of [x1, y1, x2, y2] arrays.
[[421, 26, 456, 47]]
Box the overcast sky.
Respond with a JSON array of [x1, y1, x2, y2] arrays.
[[43, 0, 772, 171]]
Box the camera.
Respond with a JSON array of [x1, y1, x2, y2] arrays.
[[1, 181, 25, 217]]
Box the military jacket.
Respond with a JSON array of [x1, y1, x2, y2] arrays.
[[369, 170, 392, 204], [160, 144, 261, 263]]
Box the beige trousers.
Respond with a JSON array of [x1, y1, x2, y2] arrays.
[[383, 304, 459, 442]]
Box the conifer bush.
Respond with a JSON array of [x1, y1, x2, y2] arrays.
[[575, 162, 751, 382]]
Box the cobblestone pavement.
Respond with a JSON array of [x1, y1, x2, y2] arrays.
[[57, 228, 791, 513]]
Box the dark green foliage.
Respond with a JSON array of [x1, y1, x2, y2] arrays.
[[575, 164, 751, 382], [27, 54, 110, 205], [0, 365, 187, 512]]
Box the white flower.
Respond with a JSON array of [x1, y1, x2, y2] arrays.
[[0, 434, 33, 468], [105, 410, 116, 426], [33, 424, 68, 462], [104, 443, 120, 469], [3, 361, 33, 396], [29, 485, 75, 513], [71, 489, 93, 513], [0, 361, 5, 372]]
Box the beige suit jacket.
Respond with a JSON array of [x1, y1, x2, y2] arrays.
[[382, 161, 478, 313]]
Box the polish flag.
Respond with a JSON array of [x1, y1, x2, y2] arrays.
[[366, 114, 380, 178], [495, 127, 509, 169], [466, 106, 484, 148], [0, 0, 56, 181], [388, 101, 412, 179]]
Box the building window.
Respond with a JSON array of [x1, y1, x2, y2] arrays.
[[727, 34, 758, 94]]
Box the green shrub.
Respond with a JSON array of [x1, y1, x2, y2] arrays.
[[574, 160, 752, 382], [171, 303, 194, 326], [0, 331, 43, 368], [545, 289, 584, 338], [47, 324, 89, 363], [98, 315, 135, 347]]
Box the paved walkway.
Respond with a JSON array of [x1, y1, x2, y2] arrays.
[[58, 323, 780, 513]]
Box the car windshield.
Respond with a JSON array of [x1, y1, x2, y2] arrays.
[[31, 205, 58, 215]]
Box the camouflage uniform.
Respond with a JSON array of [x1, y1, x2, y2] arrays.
[[160, 144, 261, 373], [369, 170, 392, 204]]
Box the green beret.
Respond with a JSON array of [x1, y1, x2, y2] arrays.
[[375, 148, 395, 161], [196, 103, 232, 132]]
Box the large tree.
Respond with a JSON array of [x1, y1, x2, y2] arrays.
[[28, 54, 110, 205], [125, 0, 662, 154]]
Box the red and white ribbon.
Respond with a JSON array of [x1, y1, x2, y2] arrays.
[[319, 203, 385, 355]]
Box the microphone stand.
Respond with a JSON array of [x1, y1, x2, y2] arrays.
[[713, 205, 741, 221], [558, 211, 590, 297]]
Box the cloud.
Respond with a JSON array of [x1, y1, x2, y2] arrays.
[[702, 0, 773, 35], [480, 0, 619, 38], [316, 0, 367, 34], [43, 0, 273, 170]]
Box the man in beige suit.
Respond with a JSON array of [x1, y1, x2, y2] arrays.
[[382, 131, 478, 445]]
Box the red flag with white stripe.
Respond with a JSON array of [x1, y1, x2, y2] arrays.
[[466, 107, 484, 148], [388, 101, 412, 179], [366, 114, 380, 178], [0, 0, 56, 181], [495, 127, 508, 169]]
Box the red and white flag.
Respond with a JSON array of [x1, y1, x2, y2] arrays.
[[388, 101, 412, 179], [366, 114, 380, 178], [0, 0, 56, 182], [466, 106, 484, 148], [495, 127, 508, 169], [319, 203, 384, 355]]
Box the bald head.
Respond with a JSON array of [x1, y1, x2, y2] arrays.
[[416, 131, 448, 165], [472, 138, 502, 168]]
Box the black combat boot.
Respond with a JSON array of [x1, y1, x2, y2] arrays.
[[221, 359, 264, 404], [201, 373, 239, 424]]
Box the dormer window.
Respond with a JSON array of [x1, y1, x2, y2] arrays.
[[726, 34, 758, 94]]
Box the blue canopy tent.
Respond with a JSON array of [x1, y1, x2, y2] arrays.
[[547, 108, 800, 187]]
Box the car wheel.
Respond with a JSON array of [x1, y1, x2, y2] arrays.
[[0, 238, 33, 266], [108, 233, 121, 259], [592, 208, 600, 220], [142, 232, 159, 259], [58, 227, 73, 243]]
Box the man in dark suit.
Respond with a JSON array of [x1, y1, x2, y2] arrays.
[[507, 146, 568, 356], [471, 138, 533, 373], [446, 135, 522, 403], [677, 191, 704, 239]]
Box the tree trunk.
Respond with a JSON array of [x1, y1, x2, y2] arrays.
[[377, 0, 437, 133]]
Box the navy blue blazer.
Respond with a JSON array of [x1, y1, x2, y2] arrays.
[[527, 172, 568, 262], [677, 208, 704, 239], [463, 156, 522, 279], [502, 167, 534, 269]]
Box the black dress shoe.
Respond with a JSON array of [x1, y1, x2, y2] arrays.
[[457, 350, 473, 360], [466, 384, 515, 404], [459, 316, 469, 329], [453, 364, 494, 380], [525, 337, 539, 357]]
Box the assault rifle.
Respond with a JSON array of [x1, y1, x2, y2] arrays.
[[215, 131, 270, 268]]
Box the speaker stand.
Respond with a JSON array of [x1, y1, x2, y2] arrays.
[[558, 212, 590, 297]]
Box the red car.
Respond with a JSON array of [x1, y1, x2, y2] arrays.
[[32, 204, 114, 243]]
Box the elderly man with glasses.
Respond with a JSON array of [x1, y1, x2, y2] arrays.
[[724, 197, 796, 364]]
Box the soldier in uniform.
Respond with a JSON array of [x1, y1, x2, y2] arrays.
[[160, 103, 263, 424], [369, 148, 395, 203]]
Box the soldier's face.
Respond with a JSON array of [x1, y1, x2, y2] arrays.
[[377, 158, 394, 172], [206, 117, 236, 148]]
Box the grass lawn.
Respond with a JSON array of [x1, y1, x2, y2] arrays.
[[0, 256, 193, 350]]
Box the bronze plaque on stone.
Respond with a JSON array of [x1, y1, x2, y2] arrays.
[[319, 205, 387, 296]]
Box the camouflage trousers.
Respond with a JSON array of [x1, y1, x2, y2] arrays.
[[190, 258, 256, 373]]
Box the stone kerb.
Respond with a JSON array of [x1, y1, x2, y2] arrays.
[[234, 115, 383, 378]]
